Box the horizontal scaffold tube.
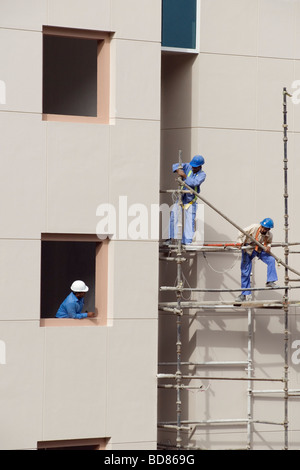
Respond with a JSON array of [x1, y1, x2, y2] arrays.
[[157, 424, 191, 430], [252, 389, 300, 395], [202, 242, 300, 247], [158, 384, 204, 390], [159, 419, 248, 426], [160, 285, 300, 293], [159, 361, 248, 366], [179, 178, 300, 278], [159, 300, 298, 309], [157, 373, 284, 382]]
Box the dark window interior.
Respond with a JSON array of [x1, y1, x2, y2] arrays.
[[41, 241, 96, 318], [43, 35, 98, 117]]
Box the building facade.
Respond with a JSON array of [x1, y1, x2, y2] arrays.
[[0, 0, 160, 450], [1, 0, 300, 451]]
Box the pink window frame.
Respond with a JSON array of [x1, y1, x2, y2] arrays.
[[42, 26, 110, 124], [40, 234, 109, 327], [37, 437, 108, 450]]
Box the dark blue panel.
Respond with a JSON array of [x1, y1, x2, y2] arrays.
[[162, 0, 197, 49]]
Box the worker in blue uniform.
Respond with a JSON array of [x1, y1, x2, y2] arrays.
[[56, 280, 95, 319], [169, 155, 206, 245], [235, 218, 278, 302]]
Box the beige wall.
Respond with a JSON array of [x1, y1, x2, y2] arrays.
[[2, 0, 300, 452], [159, 0, 300, 450], [0, 0, 160, 450]]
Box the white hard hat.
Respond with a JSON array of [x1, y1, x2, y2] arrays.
[[70, 280, 89, 292]]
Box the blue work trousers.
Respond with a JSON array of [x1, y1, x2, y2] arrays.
[[241, 250, 278, 295], [169, 202, 197, 244]]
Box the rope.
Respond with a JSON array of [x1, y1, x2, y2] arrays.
[[202, 251, 241, 274], [174, 273, 192, 301]]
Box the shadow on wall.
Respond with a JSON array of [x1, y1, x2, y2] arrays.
[[160, 52, 197, 195]]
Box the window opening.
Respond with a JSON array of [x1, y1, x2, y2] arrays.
[[43, 35, 98, 117], [40, 234, 108, 326], [42, 26, 110, 123], [41, 241, 96, 318]]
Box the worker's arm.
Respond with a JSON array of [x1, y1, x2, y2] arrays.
[[185, 171, 206, 190], [265, 232, 273, 253], [172, 163, 188, 179], [86, 311, 95, 318], [65, 301, 88, 319]]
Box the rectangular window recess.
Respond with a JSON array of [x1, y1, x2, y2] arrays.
[[161, 0, 200, 53], [40, 234, 108, 327], [42, 26, 111, 124], [37, 437, 108, 450]]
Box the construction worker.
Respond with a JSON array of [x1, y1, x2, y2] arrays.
[[235, 218, 278, 302], [56, 280, 95, 319], [168, 155, 206, 245]]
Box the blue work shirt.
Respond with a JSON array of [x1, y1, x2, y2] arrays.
[[56, 292, 88, 319], [173, 163, 206, 204]]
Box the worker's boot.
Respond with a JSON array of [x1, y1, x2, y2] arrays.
[[163, 239, 174, 246], [266, 281, 277, 288], [235, 294, 252, 302]]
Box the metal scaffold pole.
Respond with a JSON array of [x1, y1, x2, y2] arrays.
[[247, 307, 253, 450], [175, 151, 183, 449], [283, 87, 291, 450]]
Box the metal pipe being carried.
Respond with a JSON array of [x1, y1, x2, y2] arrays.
[[178, 178, 300, 278]]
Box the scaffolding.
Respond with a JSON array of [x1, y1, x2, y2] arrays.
[[158, 88, 300, 450]]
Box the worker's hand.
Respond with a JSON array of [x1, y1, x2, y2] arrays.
[[265, 246, 271, 254], [87, 311, 95, 318], [177, 169, 187, 179]]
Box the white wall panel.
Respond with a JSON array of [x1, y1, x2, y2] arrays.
[[0, 0, 47, 31], [258, 0, 296, 59], [200, 0, 258, 56], [108, 241, 158, 320], [42, 326, 108, 440], [109, 119, 160, 215], [106, 319, 157, 444], [0, 321, 43, 449], [0, 29, 42, 113], [0, 113, 46, 238], [0, 240, 41, 321], [113, 39, 160, 120], [46, 121, 110, 233], [47, 0, 111, 32], [111, 0, 161, 42]]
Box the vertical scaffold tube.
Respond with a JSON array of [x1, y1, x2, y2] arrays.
[[247, 307, 253, 450], [176, 253, 182, 449], [176, 150, 183, 449], [283, 87, 289, 450]]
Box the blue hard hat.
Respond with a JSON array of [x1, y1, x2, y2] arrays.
[[260, 218, 274, 229], [190, 155, 205, 167]]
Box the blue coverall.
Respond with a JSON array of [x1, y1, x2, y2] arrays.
[[241, 250, 278, 296], [169, 163, 206, 244], [56, 292, 88, 319]]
